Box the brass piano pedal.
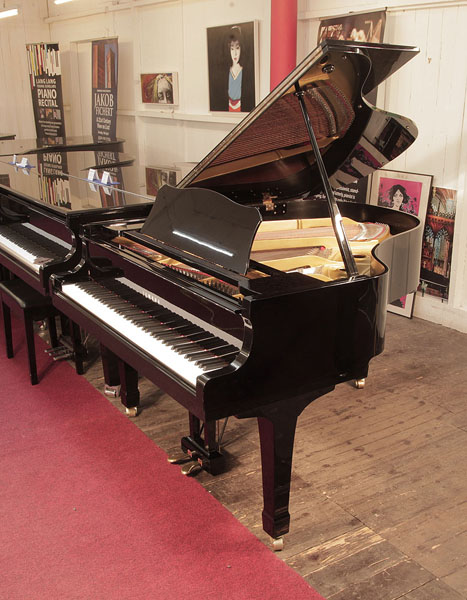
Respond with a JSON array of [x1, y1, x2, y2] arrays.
[[181, 461, 202, 476], [272, 537, 284, 552], [104, 384, 121, 398], [354, 378, 366, 389], [167, 452, 192, 465]]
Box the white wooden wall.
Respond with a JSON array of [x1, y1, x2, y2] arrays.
[[0, 0, 466, 332]]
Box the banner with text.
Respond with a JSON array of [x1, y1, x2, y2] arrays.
[[91, 38, 119, 142], [26, 42, 66, 143]]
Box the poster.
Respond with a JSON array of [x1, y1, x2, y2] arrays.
[[92, 38, 118, 142], [37, 151, 71, 209], [318, 11, 386, 105], [420, 187, 457, 301], [141, 73, 179, 105], [317, 10, 386, 44], [370, 169, 433, 317], [26, 42, 66, 143], [207, 21, 258, 113]]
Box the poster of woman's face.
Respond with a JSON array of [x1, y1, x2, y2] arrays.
[[376, 177, 422, 214], [141, 73, 178, 105], [207, 21, 257, 113]]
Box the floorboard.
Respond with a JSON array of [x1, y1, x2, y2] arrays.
[[55, 313, 467, 599]]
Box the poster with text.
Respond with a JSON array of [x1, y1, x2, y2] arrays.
[[92, 38, 118, 142], [26, 43, 66, 144]]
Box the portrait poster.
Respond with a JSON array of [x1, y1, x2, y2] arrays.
[[26, 42, 66, 144], [207, 21, 258, 113], [141, 73, 179, 105], [318, 10, 386, 105], [370, 169, 433, 317], [317, 10, 386, 44], [145, 167, 178, 197], [419, 187, 457, 301], [91, 38, 118, 142]]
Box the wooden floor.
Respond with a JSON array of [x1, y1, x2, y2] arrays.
[[70, 313, 467, 599]]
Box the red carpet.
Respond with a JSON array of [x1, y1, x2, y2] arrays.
[[0, 318, 325, 600]]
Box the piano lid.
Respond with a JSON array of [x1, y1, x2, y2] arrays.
[[180, 40, 419, 205], [0, 135, 125, 157]]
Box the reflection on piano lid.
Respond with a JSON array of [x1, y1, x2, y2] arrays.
[[0, 135, 125, 157], [0, 152, 155, 212], [181, 40, 418, 204]]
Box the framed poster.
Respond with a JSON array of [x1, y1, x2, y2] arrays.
[[369, 169, 433, 317], [420, 187, 457, 301], [140, 73, 179, 105], [207, 21, 258, 113], [145, 167, 178, 197]]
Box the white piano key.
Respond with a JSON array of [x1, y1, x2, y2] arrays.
[[61, 277, 242, 387]]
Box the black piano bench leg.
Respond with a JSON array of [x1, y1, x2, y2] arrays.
[[2, 302, 13, 359], [177, 414, 225, 476], [23, 311, 38, 386]]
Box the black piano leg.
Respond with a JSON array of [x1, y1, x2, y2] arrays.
[[239, 387, 333, 549], [100, 344, 140, 417], [101, 344, 121, 397], [179, 414, 225, 476], [256, 411, 297, 547]]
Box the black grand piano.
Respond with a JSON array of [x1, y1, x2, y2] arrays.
[[0, 150, 152, 295], [43, 41, 423, 547]]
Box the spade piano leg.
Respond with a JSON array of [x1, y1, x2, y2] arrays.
[[239, 387, 333, 545]]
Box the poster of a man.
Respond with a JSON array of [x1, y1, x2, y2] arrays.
[[207, 21, 257, 113]]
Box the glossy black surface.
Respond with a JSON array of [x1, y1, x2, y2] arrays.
[[181, 40, 418, 204], [0, 153, 152, 215], [141, 185, 262, 275], [0, 135, 124, 157]]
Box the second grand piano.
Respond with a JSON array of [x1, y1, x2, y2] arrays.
[[51, 40, 422, 546]]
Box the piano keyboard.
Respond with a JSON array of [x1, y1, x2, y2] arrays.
[[0, 222, 71, 272], [61, 277, 242, 387]]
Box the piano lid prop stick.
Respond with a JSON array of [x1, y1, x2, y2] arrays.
[[294, 82, 359, 279]]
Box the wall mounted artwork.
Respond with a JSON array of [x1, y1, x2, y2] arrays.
[[141, 73, 179, 105], [207, 21, 258, 113]]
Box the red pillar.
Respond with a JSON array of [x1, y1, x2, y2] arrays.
[[270, 0, 298, 91]]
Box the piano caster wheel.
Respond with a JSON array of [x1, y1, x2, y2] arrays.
[[167, 452, 192, 465], [181, 461, 202, 476], [104, 384, 121, 398], [272, 537, 284, 552], [355, 378, 366, 389], [125, 406, 139, 418]]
